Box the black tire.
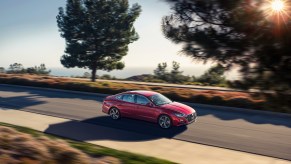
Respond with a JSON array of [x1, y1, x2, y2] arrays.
[[158, 115, 172, 129], [109, 107, 120, 120]]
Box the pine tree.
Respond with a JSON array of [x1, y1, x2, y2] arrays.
[[154, 62, 168, 81], [57, 0, 141, 81], [162, 0, 291, 91], [197, 64, 226, 85], [8, 63, 24, 73], [170, 61, 186, 83]]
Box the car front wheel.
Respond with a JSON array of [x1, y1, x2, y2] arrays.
[[158, 115, 172, 129], [109, 107, 120, 120]]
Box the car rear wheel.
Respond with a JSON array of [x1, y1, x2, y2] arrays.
[[158, 115, 172, 129], [109, 107, 120, 120]]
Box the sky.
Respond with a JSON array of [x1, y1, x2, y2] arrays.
[[0, 0, 237, 78]]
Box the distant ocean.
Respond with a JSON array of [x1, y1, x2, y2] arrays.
[[50, 66, 240, 80]]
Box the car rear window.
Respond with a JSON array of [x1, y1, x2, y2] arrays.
[[122, 94, 135, 103], [115, 94, 123, 100]]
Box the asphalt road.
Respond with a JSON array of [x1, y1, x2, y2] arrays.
[[0, 84, 291, 160]]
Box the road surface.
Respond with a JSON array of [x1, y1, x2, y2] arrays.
[[0, 84, 290, 160]]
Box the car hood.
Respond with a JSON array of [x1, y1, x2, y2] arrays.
[[161, 102, 195, 115]]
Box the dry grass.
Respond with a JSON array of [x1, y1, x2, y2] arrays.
[[0, 126, 94, 164], [0, 126, 123, 164], [0, 73, 290, 113], [0, 123, 174, 164]]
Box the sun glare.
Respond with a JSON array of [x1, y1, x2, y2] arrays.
[[261, 0, 290, 25], [271, 0, 284, 12]]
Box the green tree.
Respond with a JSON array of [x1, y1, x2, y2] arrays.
[[26, 64, 51, 75], [196, 64, 226, 85], [154, 61, 190, 83], [37, 64, 51, 75], [0, 67, 5, 73], [154, 62, 168, 81], [83, 72, 91, 78], [170, 61, 190, 83], [162, 0, 291, 91], [171, 61, 181, 76], [100, 74, 112, 80], [8, 63, 24, 73], [57, 0, 141, 82]]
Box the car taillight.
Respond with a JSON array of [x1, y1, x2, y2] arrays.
[[103, 101, 108, 105]]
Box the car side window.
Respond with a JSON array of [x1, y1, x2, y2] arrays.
[[122, 94, 135, 103], [136, 95, 150, 105], [115, 94, 123, 100]]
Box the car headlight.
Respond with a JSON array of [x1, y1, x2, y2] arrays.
[[174, 112, 186, 117]]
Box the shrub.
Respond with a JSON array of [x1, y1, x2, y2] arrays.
[[226, 97, 256, 108], [38, 137, 91, 164], [0, 126, 91, 163], [191, 94, 212, 104], [101, 82, 110, 87], [210, 96, 225, 105], [0, 127, 51, 162]]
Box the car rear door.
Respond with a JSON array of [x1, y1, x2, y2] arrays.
[[117, 94, 136, 118]]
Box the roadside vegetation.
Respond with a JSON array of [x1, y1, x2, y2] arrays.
[[79, 61, 229, 88], [0, 123, 174, 164], [3, 61, 228, 88], [0, 73, 290, 114], [151, 62, 227, 87], [4, 63, 51, 75]]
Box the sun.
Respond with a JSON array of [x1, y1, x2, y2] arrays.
[[261, 0, 290, 25], [271, 0, 284, 12]]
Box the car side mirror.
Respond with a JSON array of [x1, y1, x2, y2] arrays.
[[146, 102, 153, 107]]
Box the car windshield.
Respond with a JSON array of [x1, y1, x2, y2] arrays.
[[150, 94, 172, 106]]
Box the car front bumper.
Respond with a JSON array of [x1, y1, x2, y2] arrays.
[[172, 112, 197, 126]]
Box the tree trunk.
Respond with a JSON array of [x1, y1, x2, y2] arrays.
[[91, 68, 97, 82]]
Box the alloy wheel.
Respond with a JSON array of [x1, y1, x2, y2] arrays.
[[159, 115, 171, 129], [109, 108, 120, 120]]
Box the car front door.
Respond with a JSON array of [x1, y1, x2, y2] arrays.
[[135, 94, 158, 122]]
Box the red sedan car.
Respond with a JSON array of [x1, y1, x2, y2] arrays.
[[102, 90, 197, 129]]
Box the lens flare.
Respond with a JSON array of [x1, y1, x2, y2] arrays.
[[271, 0, 284, 12], [261, 0, 290, 26]]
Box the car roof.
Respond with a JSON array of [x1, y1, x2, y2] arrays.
[[124, 90, 159, 97]]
